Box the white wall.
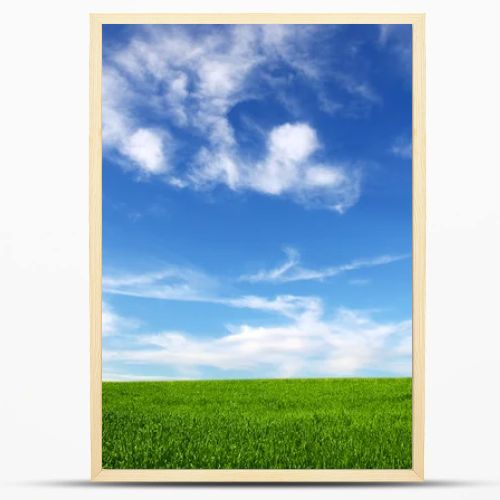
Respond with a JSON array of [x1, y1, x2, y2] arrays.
[[1, 1, 499, 499]]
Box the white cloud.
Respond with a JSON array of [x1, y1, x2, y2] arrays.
[[103, 262, 412, 377], [102, 302, 140, 336], [103, 250, 407, 318], [226, 294, 322, 320], [269, 123, 319, 163], [244, 247, 300, 284], [241, 248, 409, 283], [102, 69, 171, 174], [104, 302, 411, 378], [103, 266, 321, 320], [191, 122, 362, 213], [304, 166, 344, 188], [103, 267, 217, 302], [102, 25, 375, 212], [103, 371, 191, 382], [121, 129, 169, 174], [394, 334, 412, 356], [248, 123, 322, 195], [190, 147, 241, 190], [165, 72, 189, 125]]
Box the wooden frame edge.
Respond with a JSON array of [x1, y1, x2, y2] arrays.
[[92, 468, 423, 483], [90, 13, 103, 480], [90, 12, 425, 25], [411, 13, 426, 481], [89, 12, 425, 483]]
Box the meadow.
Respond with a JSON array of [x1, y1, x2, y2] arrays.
[[102, 378, 412, 469]]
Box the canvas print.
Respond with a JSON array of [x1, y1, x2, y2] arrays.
[[101, 23, 413, 470]]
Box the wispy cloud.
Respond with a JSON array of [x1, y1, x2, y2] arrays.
[[103, 264, 323, 320], [103, 267, 217, 302], [102, 301, 140, 336], [378, 25, 412, 76], [103, 258, 412, 378], [332, 72, 380, 103], [102, 25, 376, 212], [240, 248, 409, 283], [225, 295, 322, 320], [102, 68, 172, 176], [390, 136, 412, 159], [378, 25, 396, 46], [104, 302, 411, 378], [104, 249, 407, 315]]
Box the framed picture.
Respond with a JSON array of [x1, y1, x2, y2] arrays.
[[90, 13, 425, 482]]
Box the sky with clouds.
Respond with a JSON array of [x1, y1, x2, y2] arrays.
[[102, 23, 413, 381]]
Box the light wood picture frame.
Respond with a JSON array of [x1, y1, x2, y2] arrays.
[[90, 13, 425, 483]]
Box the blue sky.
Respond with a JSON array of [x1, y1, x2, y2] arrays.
[[101, 24, 412, 381]]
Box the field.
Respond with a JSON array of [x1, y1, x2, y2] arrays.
[[102, 378, 412, 469]]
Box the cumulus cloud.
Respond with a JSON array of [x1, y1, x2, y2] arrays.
[[103, 260, 412, 378], [122, 129, 169, 173], [104, 302, 412, 378], [102, 25, 375, 211], [102, 69, 170, 174], [249, 123, 321, 195], [241, 248, 409, 283], [190, 122, 361, 212]]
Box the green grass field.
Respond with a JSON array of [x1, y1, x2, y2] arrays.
[[102, 377, 412, 469]]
